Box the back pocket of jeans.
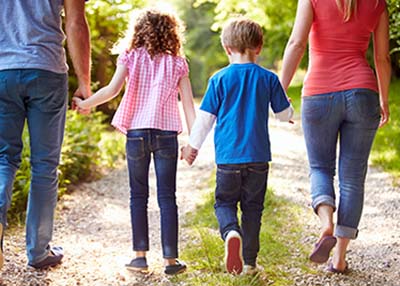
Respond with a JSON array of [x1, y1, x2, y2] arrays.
[[126, 137, 145, 160], [156, 134, 177, 159], [248, 164, 269, 174], [301, 95, 332, 124], [33, 72, 68, 112], [353, 90, 380, 121]]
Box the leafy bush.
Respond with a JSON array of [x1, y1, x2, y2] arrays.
[[371, 79, 400, 180], [8, 110, 125, 223]]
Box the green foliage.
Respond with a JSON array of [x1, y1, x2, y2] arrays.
[[8, 110, 125, 224], [286, 85, 302, 116], [174, 0, 227, 97], [68, 0, 148, 118], [175, 186, 311, 285], [371, 79, 400, 179], [194, 0, 298, 69], [59, 111, 106, 185], [388, 0, 400, 75]]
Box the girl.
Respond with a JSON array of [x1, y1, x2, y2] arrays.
[[73, 8, 196, 275]]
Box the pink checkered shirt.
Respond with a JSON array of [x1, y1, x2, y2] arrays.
[[111, 47, 189, 134]]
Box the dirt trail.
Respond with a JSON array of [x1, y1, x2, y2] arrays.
[[1, 113, 399, 285]]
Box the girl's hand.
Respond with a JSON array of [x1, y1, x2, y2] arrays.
[[72, 96, 91, 115], [180, 145, 198, 165]]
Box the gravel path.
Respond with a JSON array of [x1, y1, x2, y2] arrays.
[[1, 113, 399, 285]]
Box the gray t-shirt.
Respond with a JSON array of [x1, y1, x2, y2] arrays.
[[0, 0, 67, 74]]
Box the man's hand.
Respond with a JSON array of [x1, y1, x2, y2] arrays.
[[72, 89, 91, 115]]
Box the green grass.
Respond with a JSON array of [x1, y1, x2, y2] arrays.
[[370, 79, 400, 180], [171, 180, 313, 286], [286, 85, 302, 116]]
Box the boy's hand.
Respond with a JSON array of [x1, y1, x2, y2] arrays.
[[180, 145, 198, 165]]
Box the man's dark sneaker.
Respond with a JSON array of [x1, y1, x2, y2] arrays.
[[28, 246, 63, 270]]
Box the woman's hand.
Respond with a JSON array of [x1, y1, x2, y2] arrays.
[[379, 102, 390, 128]]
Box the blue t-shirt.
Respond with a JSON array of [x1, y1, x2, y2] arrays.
[[200, 63, 290, 164], [0, 0, 67, 74]]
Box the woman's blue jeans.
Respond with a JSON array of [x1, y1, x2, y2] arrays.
[[0, 69, 67, 264], [302, 88, 380, 239], [126, 129, 179, 259], [215, 163, 269, 266]]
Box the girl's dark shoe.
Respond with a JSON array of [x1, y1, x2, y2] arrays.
[[125, 257, 149, 272], [164, 259, 187, 275]]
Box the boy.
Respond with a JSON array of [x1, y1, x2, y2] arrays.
[[182, 18, 293, 275]]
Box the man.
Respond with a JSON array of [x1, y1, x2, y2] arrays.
[[0, 0, 91, 269]]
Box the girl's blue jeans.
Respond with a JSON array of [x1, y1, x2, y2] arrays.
[[215, 163, 269, 266], [126, 129, 179, 258], [0, 69, 67, 264], [302, 88, 380, 239]]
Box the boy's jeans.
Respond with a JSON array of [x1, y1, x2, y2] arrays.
[[302, 88, 380, 239], [126, 129, 179, 258], [0, 69, 67, 264], [215, 163, 269, 266]]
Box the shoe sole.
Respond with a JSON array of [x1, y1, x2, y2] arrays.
[[0, 223, 3, 270], [309, 236, 337, 264], [224, 233, 243, 274], [125, 265, 149, 273]]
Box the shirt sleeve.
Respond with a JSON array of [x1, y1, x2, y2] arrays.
[[274, 105, 294, 121], [117, 50, 130, 67], [189, 109, 216, 149], [270, 75, 291, 114], [199, 78, 220, 116], [176, 57, 189, 79]]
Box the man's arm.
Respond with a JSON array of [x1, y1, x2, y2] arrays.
[[64, 0, 91, 99]]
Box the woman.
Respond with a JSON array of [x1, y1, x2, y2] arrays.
[[281, 0, 391, 273]]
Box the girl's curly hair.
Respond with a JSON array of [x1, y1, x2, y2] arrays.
[[128, 9, 184, 58]]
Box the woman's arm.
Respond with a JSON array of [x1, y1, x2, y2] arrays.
[[280, 0, 313, 91], [178, 76, 196, 134], [73, 64, 128, 109], [373, 8, 391, 127]]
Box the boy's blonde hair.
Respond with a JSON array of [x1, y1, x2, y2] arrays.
[[221, 18, 263, 54]]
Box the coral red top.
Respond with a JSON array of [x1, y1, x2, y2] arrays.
[[303, 0, 386, 96]]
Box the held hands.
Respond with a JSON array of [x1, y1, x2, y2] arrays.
[[71, 86, 91, 115], [71, 96, 90, 115], [180, 145, 198, 165]]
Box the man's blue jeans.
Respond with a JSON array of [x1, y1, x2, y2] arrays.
[[0, 69, 67, 264], [126, 129, 179, 259], [215, 163, 269, 267], [302, 88, 380, 239]]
